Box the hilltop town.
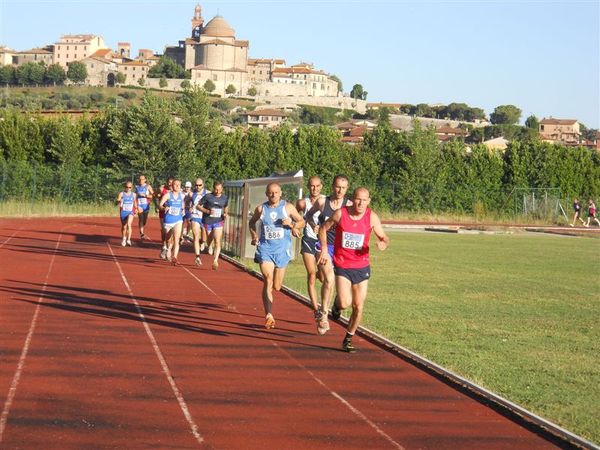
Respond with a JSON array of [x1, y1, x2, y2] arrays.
[[0, 4, 598, 150]]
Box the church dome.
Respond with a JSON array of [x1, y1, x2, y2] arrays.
[[201, 15, 235, 38]]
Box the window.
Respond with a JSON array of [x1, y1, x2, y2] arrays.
[[213, 74, 218, 81], [66, 54, 69, 58], [91, 63, 94, 68]]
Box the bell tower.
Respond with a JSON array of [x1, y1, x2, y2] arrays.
[[192, 4, 204, 39]]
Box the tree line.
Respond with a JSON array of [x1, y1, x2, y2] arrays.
[[0, 61, 89, 87], [0, 87, 598, 216]]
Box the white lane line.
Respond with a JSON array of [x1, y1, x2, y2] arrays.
[[0, 234, 62, 443], [107, 243, 203, 445], [181, 265, 405, 450], [0, 228, 21, 249], [272, 342, 405, 450]]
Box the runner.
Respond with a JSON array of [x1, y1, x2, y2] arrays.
[[570, 198, 585, 227], [135, 174, 154, 240], [249, 182, 305, 329], [181, 181, 193, 245], [318, 187, 389, 352], [306, 174, 350, 335], [198, 180, 229, 270], [116, 181, 137, 247], [296, 176, 326, 321], [157, 177, 174, 259], [159, 179, 185, 266], [584, 198, 600, 227], [191, 178, 209, 266]]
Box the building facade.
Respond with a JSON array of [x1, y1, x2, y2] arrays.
[[53, 34, 107, 68], [539, 118, 581, 145]]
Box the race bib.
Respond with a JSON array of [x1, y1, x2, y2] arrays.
[[169, 207, 181, 216], [122, 203, 133, 212], [264, 225, 284, 240], [342, 232, 364, 250], [138, 197, 148, 206], [210, 207, 222, 218]]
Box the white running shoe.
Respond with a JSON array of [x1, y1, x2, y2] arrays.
[[121, 238, 127, 247], [160, 247, 167, 260], [207, 245, 214, 256], [194, 256, 202, 266], [126, 240, 132, 246]]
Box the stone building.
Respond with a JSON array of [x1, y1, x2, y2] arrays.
[[80, 50, 117, 86], [539, 118, 581, 145], [12, 46, 54, 66], [54, 34, 107, 68]]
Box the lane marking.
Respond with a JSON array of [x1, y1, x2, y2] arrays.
[[107, 243, 203, 445], [0, 234, 62, 443], [0, 228, 21, 250], [181, 264, 405, 449]]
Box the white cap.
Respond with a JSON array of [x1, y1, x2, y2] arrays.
[[185, 181, 192, 188]]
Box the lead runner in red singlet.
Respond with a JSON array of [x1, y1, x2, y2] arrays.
[[318, 187, 389, 353]]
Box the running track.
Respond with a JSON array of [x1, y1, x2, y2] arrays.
[[0, 218, 564, 449]]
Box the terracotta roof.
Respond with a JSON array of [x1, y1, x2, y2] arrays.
[[349, 126, 368, 137], [18, 48, 52, 54], [436, 126, 468, 135], [118, 60, 149, 66], [246, 109, 287, 117], [540, 118, 578, 125], [234, 40, 249, 47], [89, 49, 112, 58], [336, 121, 356, 130], [202, 15, 235, 38], [272, 67, 322, 75]]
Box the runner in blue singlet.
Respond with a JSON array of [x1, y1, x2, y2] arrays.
[[198, 180, 229, 270], [249, 182, 305, 329], [135, 174, 154, 240], [159, 179, 185, 266], [116, 181, 137, 247]]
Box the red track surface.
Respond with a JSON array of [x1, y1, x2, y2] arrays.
[[0, 218, 562, 449]]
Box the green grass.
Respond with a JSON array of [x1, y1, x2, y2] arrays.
[[0, 200, 115, 217], [268, 232, 600, 443]]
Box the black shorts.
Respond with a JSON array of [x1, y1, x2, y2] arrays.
[[335, 265, 371, 285], [301, 236, 318, 256]]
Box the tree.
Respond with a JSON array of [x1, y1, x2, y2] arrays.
[[525, 115, 539, 130], [203, 79, 216, 93], [28, 62, 46, 86], [180, 79, 191, 89], [45, 63, 66, 86], [138, 77, 146, 87], [147, 56, 186, 79], [115, 72, 126, 84], [67, 61, 87, 84], [330, 74, 343, 93], [159, 76, 168, 88], [490, 104, 521, 125], [247, 86, 257, 96], [0, 65, 15, 86], [225, 84, 236, 96], [350, 84, 367, 100]]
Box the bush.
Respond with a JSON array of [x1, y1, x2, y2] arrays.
[[118, 91, 137, 100]]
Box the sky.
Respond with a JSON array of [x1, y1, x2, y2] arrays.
[[1, 0, 599, 127]]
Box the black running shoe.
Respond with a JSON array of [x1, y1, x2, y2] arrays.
[[342, 337, 356, 353], [331, 297, 341, 320]]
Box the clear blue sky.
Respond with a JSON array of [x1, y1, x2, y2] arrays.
[[1, 0, 599, 127]]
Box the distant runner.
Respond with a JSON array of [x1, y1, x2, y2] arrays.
[[181, 181, 193, 245], [191, 178, 209, 266], [135, 174, 154, 240], [159, 179, 185, 266], [116, 181, 137, 247], [570, 198, 585, 227], [585, 198, 600, 227], [249, 182, 305, 329], [198, 180, 229, 270], [157, 177, 174, 260], [318, 187, 389, 352]]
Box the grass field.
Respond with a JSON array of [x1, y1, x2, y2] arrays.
[[0, 200, 115, 217], [258, 231, 600, 443]]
